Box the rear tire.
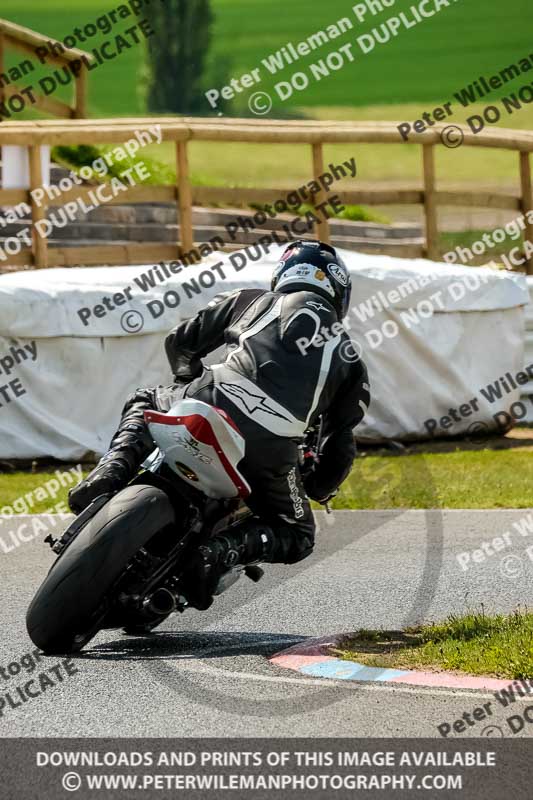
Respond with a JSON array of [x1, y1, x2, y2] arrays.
[[26, 484, 176, 654]]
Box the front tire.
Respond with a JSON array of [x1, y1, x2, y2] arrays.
[[26, 484, 176, 654]]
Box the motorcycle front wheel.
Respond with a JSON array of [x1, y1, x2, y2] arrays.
[[26, 484, 176, 654]]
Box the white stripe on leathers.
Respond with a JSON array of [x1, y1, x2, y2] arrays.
[[210, 295, 341, 437]]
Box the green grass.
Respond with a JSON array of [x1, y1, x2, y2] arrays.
[[0, 469, 87, 514], [335, 204, 389, 224], [338, 609, 533, 679], [136, 103, 533, 191], [439, 229, 529, 266], [139, 98, 533, 188], [330, 450, 533, 509], [3, 1, 528, 114], [1, 449, 532, 513], [211, 0, 530, 110], [1, 2, 531, 189]]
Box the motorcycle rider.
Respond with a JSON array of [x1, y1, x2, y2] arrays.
[[69, 240, 370, 608]]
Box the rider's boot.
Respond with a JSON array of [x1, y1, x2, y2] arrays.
[[184, 518, 295, 610], [69, 401, 154, 514]]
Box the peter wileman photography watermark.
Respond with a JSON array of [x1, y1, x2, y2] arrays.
[[355, 271, 490, 351], [33, 747, 471, 793], [0, 0, 161, 119], [291, 263, 492, 362], [456, 510, 533, 572], [0, 125, 162, 264], [0, 341, 38, 412], [74, 158, 356, 332], [0, 465, 82, 554], [422, 362, 533, 438], [0, 649, 80, 719], [438, 675, 533, 737], [206, 0, 462, 114], [397, 51, 533, 145], [455, 510, 533, 583], [442, 210, 533, 270]]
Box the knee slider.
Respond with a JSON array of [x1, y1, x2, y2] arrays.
[[275, 530, 314, 564], [285, 536, 314, 564]]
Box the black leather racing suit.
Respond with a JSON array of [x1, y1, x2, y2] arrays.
[[164, 287, 367, 558], [72, 287, 370, 565]]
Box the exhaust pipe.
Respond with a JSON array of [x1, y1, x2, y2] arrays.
[[144, 587, 177, 616]]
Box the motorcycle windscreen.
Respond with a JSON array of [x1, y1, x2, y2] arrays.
[[144, 399, 251, 499]]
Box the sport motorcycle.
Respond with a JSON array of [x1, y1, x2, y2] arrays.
[[26, 398, 323, 654]]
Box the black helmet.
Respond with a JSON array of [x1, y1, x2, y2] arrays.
[[271, 240, 352, 319]]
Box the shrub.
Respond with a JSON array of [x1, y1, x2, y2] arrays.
[[51, 145, 174, 186]]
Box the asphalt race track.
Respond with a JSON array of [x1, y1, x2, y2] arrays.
[[1, 510, 532, 738]]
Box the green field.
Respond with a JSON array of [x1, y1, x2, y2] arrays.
[[210, 0, 531, 111], [334, 450, 533, 509], [1, 2, 531, 197], [137, 101, 533, 189], [1, 448, 533, 513], [1, 0, 530, 115]]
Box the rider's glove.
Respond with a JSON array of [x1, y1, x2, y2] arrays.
[[303, 472, 337, 505], [172, 351, 203, 384], [311, 491, 337, 506]]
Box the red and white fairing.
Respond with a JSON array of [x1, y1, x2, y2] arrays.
[[144, 399, 250, 499]]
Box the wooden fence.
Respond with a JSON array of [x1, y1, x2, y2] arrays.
[[0, 19, 92, 119], [0, 117, 532, 272]]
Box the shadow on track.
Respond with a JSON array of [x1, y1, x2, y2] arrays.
[[72, 630, 306, 663]]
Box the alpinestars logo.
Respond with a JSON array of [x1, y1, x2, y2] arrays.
[[306, 300, 329, 312], [287, 467, 304, 519], [219, 382, 291, 421]]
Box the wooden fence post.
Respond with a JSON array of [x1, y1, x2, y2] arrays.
[[311, 142, 331, 244], [176, 140, 194, 256], [74, 66, 87, 118], [0, 32, 5, 107], [28, 145, 48, 269], [520, 151, 533, 275], [0, 33, 4, 170], [422, 144, 439, 261]]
